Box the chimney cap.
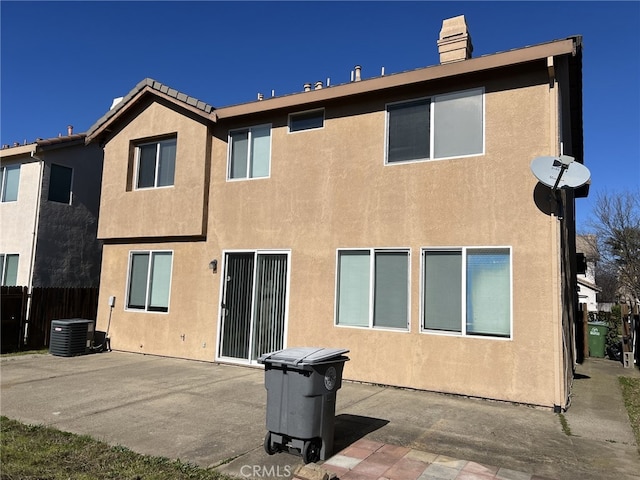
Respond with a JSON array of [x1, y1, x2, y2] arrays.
[[439, 15, 470, 40]]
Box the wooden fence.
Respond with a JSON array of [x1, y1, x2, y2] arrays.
[[1, 286, 28, 353], [1, 287, 98, 353]]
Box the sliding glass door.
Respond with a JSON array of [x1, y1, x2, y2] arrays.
[[219, 251, 288, 362]]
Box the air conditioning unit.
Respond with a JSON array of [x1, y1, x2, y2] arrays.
[[49, 319, 95, 357]]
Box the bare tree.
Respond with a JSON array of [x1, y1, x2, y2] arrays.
[[587, 190, 640, 306]]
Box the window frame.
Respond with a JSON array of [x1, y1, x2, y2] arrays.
[[125, 250, 174, 313], [1, 164, 20, 202], [134, 136, 177, 190], [0, 253, 19, 286], [288, 109, 325, 133], [385, 87, 485, 165], [48, 163, 74, 204], [335, 248, 411, 331], [420, 246, 512, 339], [227, 124, 272, 181]]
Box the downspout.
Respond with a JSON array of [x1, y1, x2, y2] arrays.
[[547, 55, 565, 412], [24, 149, 45, 345]]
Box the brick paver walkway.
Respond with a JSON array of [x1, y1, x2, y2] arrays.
[[317, 438, 556, 480]]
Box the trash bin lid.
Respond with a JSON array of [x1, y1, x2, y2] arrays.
[[258, 347, 349, 366]]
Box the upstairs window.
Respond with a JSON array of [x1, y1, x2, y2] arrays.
[[336, 249, 409, 330], [387, 99, 430, 163], [48, 164, 73, 204], [289, 109, 324, 132], [126, 251, 173, 312], [228, 125, 271, 180], [135, 138, 176, 189], [386, 88, 484, 164], [1, 164, 20, 202], [0, 253, 19, 286]]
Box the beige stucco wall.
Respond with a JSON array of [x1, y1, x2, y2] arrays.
[[96, 68, 566, 407], [0, 152, 42, 286], [97, 98, 210, 240], [96, 241, 218, 360]]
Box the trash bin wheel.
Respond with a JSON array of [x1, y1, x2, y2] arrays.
[[264, 431, 278, 455], [302, 438, 321, 464]]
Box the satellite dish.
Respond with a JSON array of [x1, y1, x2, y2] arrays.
[[530, 155, 591, 190]]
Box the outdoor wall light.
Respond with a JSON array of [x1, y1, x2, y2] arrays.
[[209, 259, 218, 274]]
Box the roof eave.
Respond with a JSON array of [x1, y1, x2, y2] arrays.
[[0, 143, 37, 158], [36, 134, 87, 150]]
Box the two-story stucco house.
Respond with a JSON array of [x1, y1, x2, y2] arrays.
[[86, 16, 586, 410], [0, 129, 103, 288]]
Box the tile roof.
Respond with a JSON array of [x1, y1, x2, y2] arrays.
[[85, 78, 215, 143], [37, 133, 86, 147]]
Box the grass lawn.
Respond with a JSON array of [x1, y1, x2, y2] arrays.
[[619, 376, 640, 453], [0, 417, 233, 480], [1, 348, 49, 357]]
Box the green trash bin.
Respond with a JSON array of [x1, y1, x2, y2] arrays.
[[588, 322, 608, 358]]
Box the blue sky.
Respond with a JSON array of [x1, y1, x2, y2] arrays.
[[1, 1, 639, 229]]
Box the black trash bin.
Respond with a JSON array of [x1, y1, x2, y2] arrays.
[[258, 347, 349, 463]]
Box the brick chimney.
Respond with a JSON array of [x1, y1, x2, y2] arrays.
[[437, 15, 473, 64]]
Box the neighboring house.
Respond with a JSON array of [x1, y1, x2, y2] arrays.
[[576, 235, 600, 312], [0, 129, 103, 288], [85, 16, 586, 410]]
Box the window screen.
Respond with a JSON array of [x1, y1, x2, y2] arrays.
[[466, 249, 510, 337], [373, 252, 409, 329], [387, 99, 430, 163], [423, 250, 462, 332], [290, 110, 324, 132]]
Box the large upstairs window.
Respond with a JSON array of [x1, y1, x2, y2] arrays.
[[386, 88, 484, 164], [228, 125, 271, 180], [135, 137, 176, 189]]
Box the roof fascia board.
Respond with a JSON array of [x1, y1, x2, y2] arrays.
[[216, 38, 577, 120], [0, 144, 37, 158]]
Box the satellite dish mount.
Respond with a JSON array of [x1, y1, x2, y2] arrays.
[[530, 155, 591, 191], [530, 154, 591, 219]]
